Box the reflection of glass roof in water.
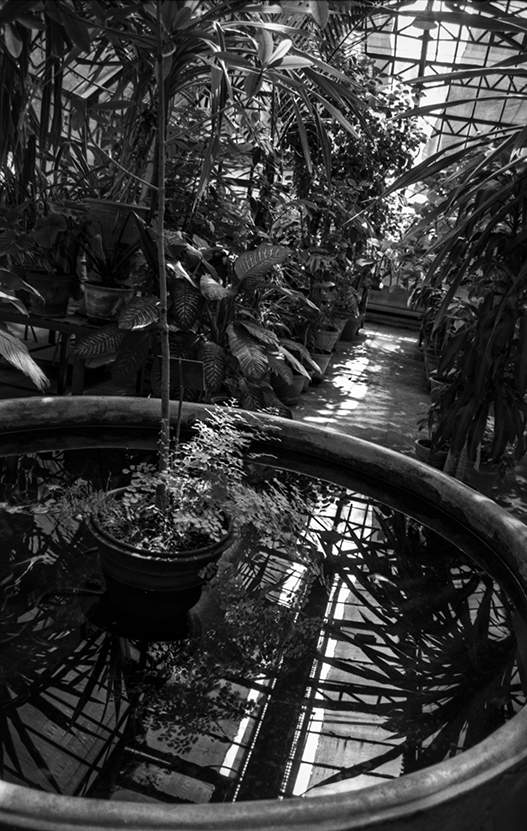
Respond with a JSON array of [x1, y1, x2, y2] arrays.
[[358, 0, 527, 156], [0, 450, 524, 805]]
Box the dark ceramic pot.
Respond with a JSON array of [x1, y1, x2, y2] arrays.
[[88, 511, 233, 618]]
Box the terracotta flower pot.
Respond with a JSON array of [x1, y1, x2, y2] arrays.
[[314, 328, 340, 353]]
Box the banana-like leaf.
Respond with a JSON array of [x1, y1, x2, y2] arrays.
[[197, 340, 227, 393], [277, 345, 310, 378], [237, 320, 279, 347], [234, 244, 291, 282], [168, 278, 204, 329], [73, 325, 127, 358], [118, 296, 160, 330], [0, 324, 49, 391], [267, 353, 293, 384], [112, 329, 152, 385], [226, 322, 269, 380], [0, 290, 29, 315]]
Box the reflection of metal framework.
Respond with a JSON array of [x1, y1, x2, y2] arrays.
[[358, 1, 527, 154]]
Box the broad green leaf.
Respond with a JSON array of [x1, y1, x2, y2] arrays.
[[118, 296, 159, 330], [197, 340, 227, 393], [234, 244, 290, 281], [237, 321, 278, 347], [169, 278, 204, 329], [112, 329, 152, 385], [73, 325, 127, 358], [200, 273, 232, 300], [4, 22, 23, 57], [308, 0, 329, 29], [227, 323, 268, 380]]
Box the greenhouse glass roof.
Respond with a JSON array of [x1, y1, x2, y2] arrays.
[[357, 0, 527, 155]]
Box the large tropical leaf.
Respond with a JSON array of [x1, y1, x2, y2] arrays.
[[117, 296, 160, 330], [0, 324, 49, 391], [168, 277, 204, 329], [226, 322, 269, 380], [267, 353, 293, 384], [197, 340, 227, 393], [111, 329, 152, 386], [237, 320, 279, 347], [73, 325, 127, 359], [234, 244, 291, 282]]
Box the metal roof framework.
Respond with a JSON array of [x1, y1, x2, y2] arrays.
[[356, 1, 527, 155]]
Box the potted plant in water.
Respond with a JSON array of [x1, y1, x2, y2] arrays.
[[56, 405, 317, 626]]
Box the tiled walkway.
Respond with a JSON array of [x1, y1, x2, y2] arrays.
[[294, 322, 527, 524], [295, 324, 428, 455]]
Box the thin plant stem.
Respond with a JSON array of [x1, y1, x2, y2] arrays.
[[156, 1, 170, 509]]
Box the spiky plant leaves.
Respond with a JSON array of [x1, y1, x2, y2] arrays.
[[168, 277, 204, 329], [197, 340, 227, 393], [200, 272, 232, 300], [118, 296, 160, 330], [111, 329, 152, 385], [267, 353, 294, 384], [237, 320, 279, 347], [0, 323, 49, 391], [73, 325, 127, 359], [234, 244, 291, 283], [226, 322, 269, 380]]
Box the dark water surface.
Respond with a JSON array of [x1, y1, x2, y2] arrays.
[[0, 449, 524, 804]]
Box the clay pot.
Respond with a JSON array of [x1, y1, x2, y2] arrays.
[[83, 282, 134, 323]]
